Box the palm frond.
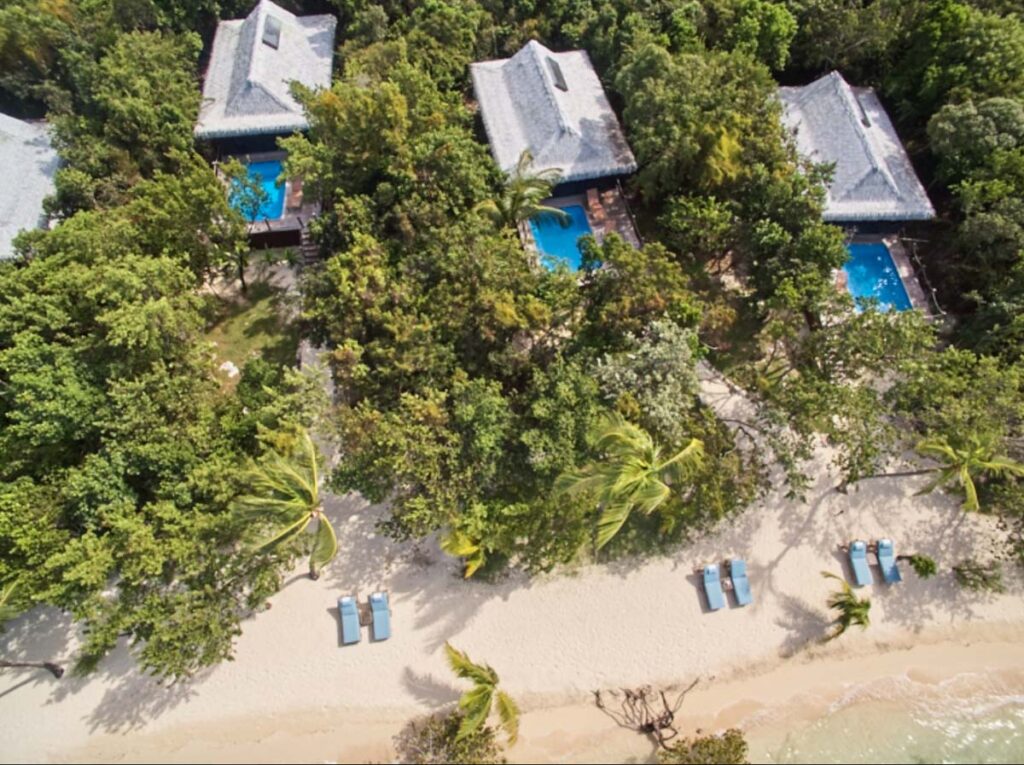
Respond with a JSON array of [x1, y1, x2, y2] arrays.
[[309, 513, 338, 572], [444, 642, 498, 686], [916, 438, 956, 462], [440, 532, 487, 578], [553, 467, 605, 498], [660, 438, 705, 477], [529, 205, 572, 226], [440, 530, 479, 557], [628, 480, 672, 516], [595, 501, 634, 550], [0, 580, 22, 626], [456, 684, 494, 741], [495, 690, 521, 745], [959, 464, 980, 511], [251, 514, 311, 553], [980, 455, 1024, 478]]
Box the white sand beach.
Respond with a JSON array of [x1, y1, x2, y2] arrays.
[[2, 364, 1023, 763]]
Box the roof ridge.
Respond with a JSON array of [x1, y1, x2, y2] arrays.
[[827, 73, 900, 198], [521, 40, 578, 137], [231, 0, 298, 114]]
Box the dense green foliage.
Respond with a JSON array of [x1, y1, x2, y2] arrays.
[[658, 728, 749, 764], [0, 1, 326, 678], [283, 32, 759, 573], [2, 0, 1023, 682], [908, 554, 939, 579]]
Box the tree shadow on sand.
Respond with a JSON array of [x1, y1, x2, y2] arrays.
[[317, 489, 532, 653], [401, 666, 460, 709], [773, 593, 831, 658]]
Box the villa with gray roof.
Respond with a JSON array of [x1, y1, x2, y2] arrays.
[[0, 113, 58, 259], [195, 0, 336, 141], [779, 71, 935, 223], [470, 40, 637, 185]]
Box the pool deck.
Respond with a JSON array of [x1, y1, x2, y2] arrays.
[[519, 183, 642, 266], [214, 151, 321, 236], [840, 234, 932, 316]]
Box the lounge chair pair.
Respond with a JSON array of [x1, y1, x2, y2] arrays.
[[702, 559, 752, 611], [846, 539, 902, 587], [338, 591, 391, 645]]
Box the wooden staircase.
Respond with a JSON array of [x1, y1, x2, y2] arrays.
[[299, 224, 319, 268]]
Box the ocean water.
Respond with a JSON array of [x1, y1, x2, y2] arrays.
[[748, 674, 1024, 764]]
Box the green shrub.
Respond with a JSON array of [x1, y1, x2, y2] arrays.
[[658, 728, 749, 764], [393, 711, 506, 764]]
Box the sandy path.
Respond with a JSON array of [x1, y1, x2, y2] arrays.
[[1, 361, 1022, 763]]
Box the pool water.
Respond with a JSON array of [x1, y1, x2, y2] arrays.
[[843, 242, 912, 312], [529, 204, 592, 270], [230, 160, 286, 221]]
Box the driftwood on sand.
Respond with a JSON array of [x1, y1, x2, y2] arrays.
[[593, 677, 702, 748]]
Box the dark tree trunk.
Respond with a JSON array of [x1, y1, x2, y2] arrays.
[[237, 254, 248, 295], [0, 660, 64, 679], [860, 468, 935, 481], [836, 467, 934, 492]]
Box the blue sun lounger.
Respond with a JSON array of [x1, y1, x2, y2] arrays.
[[849, 540, 873, 587], [703, 565, 726, 611], [338, 595, 361, 645], [876, 539, 903, 584], [369, 591, 391, 641], [729, 559, 753, 606]]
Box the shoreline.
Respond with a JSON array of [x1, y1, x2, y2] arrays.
[[58, 622, 1024, 764]]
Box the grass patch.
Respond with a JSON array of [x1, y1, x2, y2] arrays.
[[203, 279, 300, 389]]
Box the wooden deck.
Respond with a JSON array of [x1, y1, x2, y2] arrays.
[[586, 184, 641, 248]]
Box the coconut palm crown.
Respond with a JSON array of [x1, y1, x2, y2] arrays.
[[915, 435, 1024, 512], [555, 415, 704, 550], [444, 642, 520, 745], [821, 572, 871, 642], [232, 428, 337, 579], [476, 149, 571, 228]]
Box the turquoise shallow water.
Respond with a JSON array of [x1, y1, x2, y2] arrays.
[[843, 242, 912, 312], [529, 204, 592, 270], [230, 160, 285, 221], [748, 674, 1024, 764]]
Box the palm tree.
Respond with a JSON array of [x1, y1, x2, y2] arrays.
[[821, 572, 871, 642], [914, 436, 1024, 512], [475, 150, 571, 228], [440, 529, 487, 579], [0, 580, 63, 679], [444, 642, 520, 745], [849, 435, 1024, 512], [232, 428, 337, 579], [555, 416, 704, 550]]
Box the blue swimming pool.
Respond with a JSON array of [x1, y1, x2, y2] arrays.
[[230, 160, 285, 221], [843, 242, 912, 312], [529, 205, 592, 270]]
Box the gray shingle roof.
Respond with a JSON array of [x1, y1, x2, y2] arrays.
[[470, 40, 637, 184], [194, 0, 336, 140], [0, 113, 58, 259], [779, 71, 935, 222]]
